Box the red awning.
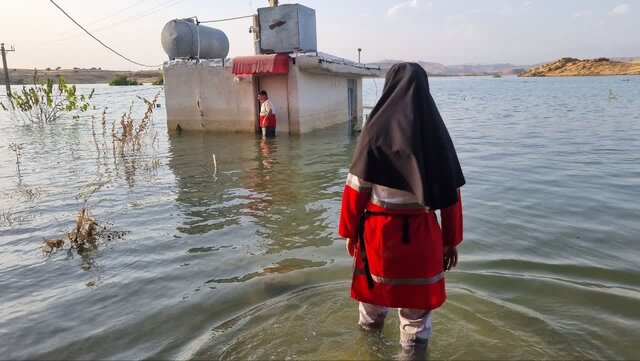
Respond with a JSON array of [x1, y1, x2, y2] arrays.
[[232, 54, 289, 75]]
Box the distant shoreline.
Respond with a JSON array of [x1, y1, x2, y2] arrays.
[[372, 57, 640, 77], [3, 57, 640, 85], [519, 58, 640, 77], [0, 68, 162, 85]]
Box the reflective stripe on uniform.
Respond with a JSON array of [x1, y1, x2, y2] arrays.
[[370, 195, 428, 211], [354, 268, 444, 285], [346, 173, 372, 192]]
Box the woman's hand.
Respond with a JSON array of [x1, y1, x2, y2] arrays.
[[443, 246, 458, 271], [346, 238, 356, 256]]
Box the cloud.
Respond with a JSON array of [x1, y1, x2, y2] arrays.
[[387, 0, 420, 16], [611, 4, 630, 15], [524, 0, 533, 5], [573, 10, 593, 18]]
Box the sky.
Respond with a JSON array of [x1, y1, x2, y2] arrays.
[[1, 0, 638, 70]]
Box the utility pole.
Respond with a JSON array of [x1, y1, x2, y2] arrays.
[[1, 43, 15, 97], [358, 48, 362, 64]]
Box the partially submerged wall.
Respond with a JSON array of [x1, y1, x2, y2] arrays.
[[288, 65, 363, 133], [164, 61, 255, 132], [163, 57, 375, 134]]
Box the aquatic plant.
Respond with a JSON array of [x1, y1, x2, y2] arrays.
[[17, 185, 41, 201], [0, 208, 36, 227], [8, 143, 23, 182], [109, 74, 141, 86], [41, 93, 161, 278], [0, 209, 13, 227], [1, 74, 94, 123], [87, 91, 163, 189], [42, 205, 127, 281], [112, 91, 161, 154], [90, 107, 109, 160], [42, 179, 127, 273]]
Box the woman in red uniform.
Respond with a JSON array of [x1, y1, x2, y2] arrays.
[[338, 62, 465, 350]]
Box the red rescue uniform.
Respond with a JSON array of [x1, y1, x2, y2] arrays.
[[259, 113, 276, 128], [259, 99, 277, 128], [338, 174, 463, 310]]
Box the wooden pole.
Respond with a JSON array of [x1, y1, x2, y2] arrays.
[[1, 43, 14, 97]]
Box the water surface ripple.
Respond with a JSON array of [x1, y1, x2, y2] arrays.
[[1, 77, 639, 359]]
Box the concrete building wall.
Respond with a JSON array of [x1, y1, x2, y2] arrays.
[[286, 63, 302, 133], [164, 63, 255, 132], [289, 66, 363, 133], [163, 60, 369, 134], [356, 77, 363, 128]]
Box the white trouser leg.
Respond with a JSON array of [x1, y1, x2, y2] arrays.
[[398, 308, 432, 348], [358, 302, 389, 329]]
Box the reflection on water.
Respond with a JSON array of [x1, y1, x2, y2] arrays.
[[167, 132, 352, 255], [207, 258, 328, 284], [1, 78, 640, 360]]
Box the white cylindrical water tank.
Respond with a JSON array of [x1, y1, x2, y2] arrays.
[[161, 19, 230, 60]]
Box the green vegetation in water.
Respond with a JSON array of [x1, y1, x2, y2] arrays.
[[111, 91, 161, 155], [152, 74, 164, 86], [0, 73, 94, 123], [39, 92, 161, 284], [3, 89, 163, 285], [42, 179, 128, 277], [8, 143, 23, 182], [109, 74, 141, 86]]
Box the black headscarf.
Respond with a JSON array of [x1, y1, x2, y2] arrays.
[[350, 62, 465, 209]]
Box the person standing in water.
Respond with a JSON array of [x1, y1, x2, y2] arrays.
[[258, 90, 276, 138], [338, 62, 465, 350]]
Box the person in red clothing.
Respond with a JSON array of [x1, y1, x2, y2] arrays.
[[258, 90, 276, 138], [338, 62, 465, 350]]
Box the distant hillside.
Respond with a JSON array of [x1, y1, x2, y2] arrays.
[[369, 60, 528, 76], [611, 57, 640, 62], [0, 68, 162, 85], [519, 57, 640, 77]]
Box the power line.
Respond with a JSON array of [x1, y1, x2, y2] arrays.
[[100, 0, 188, 30], [48, 0, 160, 68], [199, 14, 255, 23], [28, 0, 185, 46], [27, 0, 151, 43], [91, 0, 151, 25]]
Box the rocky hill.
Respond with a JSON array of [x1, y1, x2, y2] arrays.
[[370, 60, 527, 76], [519, 57, 640, 77]]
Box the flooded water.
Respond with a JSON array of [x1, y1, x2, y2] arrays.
[[1, 76, 639, 360]]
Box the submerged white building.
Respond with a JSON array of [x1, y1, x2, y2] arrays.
[[162, 3, 381, 134]]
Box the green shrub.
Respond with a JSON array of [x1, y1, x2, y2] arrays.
[[109, 74, 141, 86], [152, 74, 164, 86], [1, 75, 94, 122]]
